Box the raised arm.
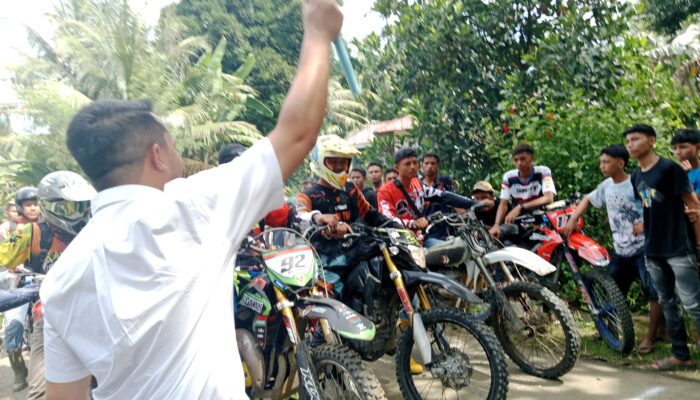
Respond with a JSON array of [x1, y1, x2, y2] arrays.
[[268, 0, 343, 180]]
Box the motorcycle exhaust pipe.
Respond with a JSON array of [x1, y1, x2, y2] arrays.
[[236, 329, 265, 396], [412, 313, 432, 365]]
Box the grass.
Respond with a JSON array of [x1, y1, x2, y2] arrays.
[[573, 310, 700, 382]]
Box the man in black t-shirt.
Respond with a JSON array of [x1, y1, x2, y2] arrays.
[[350, 166, 378, 208], [471, 181, 504, 228], [625, 124, 700, 371]]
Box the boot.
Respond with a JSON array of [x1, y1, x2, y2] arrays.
[[9, 350, 28, 392]]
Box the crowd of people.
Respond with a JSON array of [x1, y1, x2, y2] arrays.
[[0, 0, 699, 397]]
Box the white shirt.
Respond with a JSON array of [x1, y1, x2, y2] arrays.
[[40, 138, 283, 400]]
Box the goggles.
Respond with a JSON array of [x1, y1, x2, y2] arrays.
[[43, 200, 91, 220]]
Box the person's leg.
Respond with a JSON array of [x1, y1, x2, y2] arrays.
[[645, 257, 693, 366], [26, 317, 45, 400], [608, 254, 634, 296], [667, 255, 700, 349], [5, 320, 28, 392], [634, 253, 664, 352]]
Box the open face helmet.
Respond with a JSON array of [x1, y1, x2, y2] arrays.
[[38, 171, 97, 236], [310, 135, 360, 190]]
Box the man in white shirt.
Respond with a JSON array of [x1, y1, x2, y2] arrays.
[[39, 1, 343, 398]]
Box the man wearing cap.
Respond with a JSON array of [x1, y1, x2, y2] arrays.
[[471, 181, 505, 228]]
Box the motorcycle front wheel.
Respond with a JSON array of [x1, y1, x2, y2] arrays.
[[584, 268, 635, 355], [312, 344, 387, 400], [492, 281, 580, 379], [396, 308, 508, 400]]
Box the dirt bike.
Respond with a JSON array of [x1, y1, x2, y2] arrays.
[[502, 198, 635, 355], [235, 227, 386, 400], [307, 222, 509, 400], [423, 209, 581, 379]]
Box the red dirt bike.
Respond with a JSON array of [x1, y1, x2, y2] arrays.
[[501, 198, 635, 355]]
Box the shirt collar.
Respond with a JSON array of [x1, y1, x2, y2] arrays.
[[91, 185, 163, 214]]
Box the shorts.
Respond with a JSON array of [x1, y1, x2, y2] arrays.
[[4, 319, 24, 352], [608, 252, 658, 301]]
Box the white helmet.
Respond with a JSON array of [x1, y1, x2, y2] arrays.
[[38, 171, 97, 237], [310, 135, 360, 190]]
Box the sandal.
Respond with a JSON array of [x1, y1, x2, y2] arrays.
[[651, 357, 695, 371], [637, 343, 654, 355]]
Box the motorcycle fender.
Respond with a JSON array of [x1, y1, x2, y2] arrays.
[[568, 232, 610, 267], [299, 296, 376, 341], [534, 228, 563, 262], [483, 247, 557, 277], [402, 270, 483, 305]]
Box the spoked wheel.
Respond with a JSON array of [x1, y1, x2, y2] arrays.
[[425, 282, 492, 322], [396, 308, 508, 400], [312, 344, 387, 400], [493, 281, 580, 379], [584, 268, 635, 355]]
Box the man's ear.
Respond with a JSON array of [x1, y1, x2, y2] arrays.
[[148, 142, 169, 172]]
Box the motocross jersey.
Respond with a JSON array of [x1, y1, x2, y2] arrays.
[[500, 166, 557, 206], [377, 178, 477, 234], [296, 182, 390, 253]]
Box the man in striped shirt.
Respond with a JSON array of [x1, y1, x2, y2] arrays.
[[489, 143, 557, 238]]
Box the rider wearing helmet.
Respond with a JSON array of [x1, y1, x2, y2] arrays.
[[0, 172, 96, 398], [0, 187, 41, 240], [296, 135, 394, 292]]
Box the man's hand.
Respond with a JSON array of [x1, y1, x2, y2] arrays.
[[303, 0, 343, 41], [489, 224, 500, 238], [505, 205, 522, 224], [632, 222, 644, 236], [329, 221, 351, 238], [685, 207, 700, 223], [314, 214, 339, 229], [412, 217, 429, 230], [481, 199, 496, 211], [561, 220, 577, 237], [681, 160, 693, 172]]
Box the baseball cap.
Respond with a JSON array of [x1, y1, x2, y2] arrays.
[[472, 181, 494, 193]]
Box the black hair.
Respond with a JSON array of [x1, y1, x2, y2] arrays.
[[368, 161, 383, 170], [350, 167, 366, 178], [66, 100, 168, 190], [384, 168, 398, 177], [394, 148, 418, 164], [600, 144, 630, 167], [512, 143, 534, 156], [218, 143, 248, 164], [622, 124, 656, 138], [421, 151, 440, 164], [670, 129, 700, 145]]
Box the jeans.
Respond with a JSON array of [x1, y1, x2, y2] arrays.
[[646, 255, 700, 361], [26, 318, 45, 400], [609, 252, 658, 301], [423, 237, 445, 249]]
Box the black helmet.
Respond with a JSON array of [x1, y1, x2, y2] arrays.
[[218, 143, 247, 165], [15, 186, 39, 216]]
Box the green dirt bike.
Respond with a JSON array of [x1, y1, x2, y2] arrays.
[[235, 228, 386, 400], [424, 210, 581, 379], [307, 222, 509, 400]]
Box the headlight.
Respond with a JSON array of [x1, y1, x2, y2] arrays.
[[408, 245, 426, 269]]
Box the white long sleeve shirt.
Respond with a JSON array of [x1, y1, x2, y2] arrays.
[[40, 138, 284, 399]]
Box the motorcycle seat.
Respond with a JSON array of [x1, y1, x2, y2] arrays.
[[424, 237, 469, 267]]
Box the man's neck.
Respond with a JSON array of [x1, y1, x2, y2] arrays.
[[422, 174, 436, 185], [373, 181, 382, 190], [399, 175, 412, 188], [518, 167, 533, 180], [610, 170, 629, 184], [637, 152, 660, 172]]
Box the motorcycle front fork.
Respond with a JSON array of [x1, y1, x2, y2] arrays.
[[560, 246, 601, 316]]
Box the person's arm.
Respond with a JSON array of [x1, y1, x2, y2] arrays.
[[561, 196, 590, 236], [488, 200, 510, 237], [353, 185, 391, 227], [268, 0, 343, 180], [46, 377, 91, 400], [424, 185, 478, 209], [681, 192, 700, 247]]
